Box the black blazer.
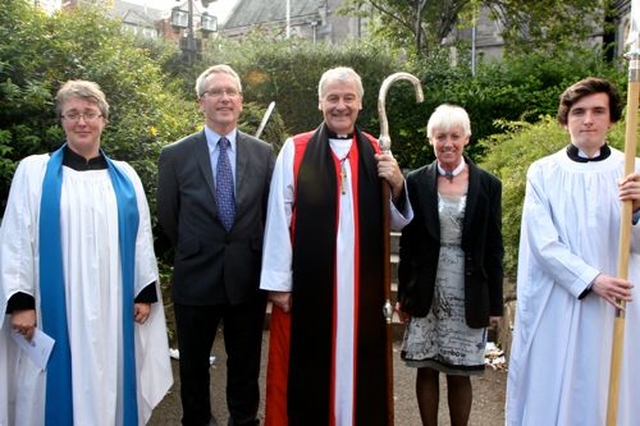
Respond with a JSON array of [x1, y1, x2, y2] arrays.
[[157, 130, 275, 305], [398, 156, 504, 328]]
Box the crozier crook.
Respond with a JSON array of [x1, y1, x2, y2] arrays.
[[377, 71, 424, 325], [378, 72, 424, 153], [377, 71, 423, 426]]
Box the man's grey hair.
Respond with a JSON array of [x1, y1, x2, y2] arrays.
[[317, 66, 364, 100], [195, 64, 243, 98]]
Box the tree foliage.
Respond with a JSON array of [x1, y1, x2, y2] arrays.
[[0, 1, 202, 214], [339, 0, 603, 58], [487, 0, 601, 55]]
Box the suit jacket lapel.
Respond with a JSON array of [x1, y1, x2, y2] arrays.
[[235, 131, 249, 216], [462, 156, 479, 249], [422, 162, 440, 241], [193, 130, 217, 212]]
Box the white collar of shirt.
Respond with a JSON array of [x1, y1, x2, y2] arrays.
[[204, 126, 237, 178], [577, 147, 598, 159], [204, 125, 237, 155], [437, 157, 465, 177], [329, 137, 352, 158]]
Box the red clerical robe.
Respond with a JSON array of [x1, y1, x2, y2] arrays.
[[260, 124, 411, 426]]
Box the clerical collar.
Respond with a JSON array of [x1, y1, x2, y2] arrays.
[[437, 158, 465, 182], [61, 145, 107, 170], [566, 144, 611, 163], [327, 130, 353, 140]]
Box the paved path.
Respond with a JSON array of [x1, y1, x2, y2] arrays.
[[148, 328, 506, 425]]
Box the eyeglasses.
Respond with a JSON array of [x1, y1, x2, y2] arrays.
[[61, 112, 103, 122], [201, 88, 241, 98]]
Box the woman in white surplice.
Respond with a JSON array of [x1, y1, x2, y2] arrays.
[[0, 80, 172, 426]]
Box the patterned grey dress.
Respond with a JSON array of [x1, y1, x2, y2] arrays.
[[401, 193, 486, 375]]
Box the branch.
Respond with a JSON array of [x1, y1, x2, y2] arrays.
[[369, 0, 416, 35], [435, 0, 471, 41]]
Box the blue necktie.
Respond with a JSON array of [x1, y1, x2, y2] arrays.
[[216, 137, 235, 231]]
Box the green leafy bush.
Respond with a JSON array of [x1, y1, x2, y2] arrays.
[[0, 1, 198, 215], [395, 46, 626, 170]]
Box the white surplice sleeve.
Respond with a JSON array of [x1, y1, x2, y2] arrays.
[[521, 162, 599, 298], [389, 181, 413, 231], [0, 155, 48, 325], [630, 159, 640, 250], [260, 138, 296, 292]]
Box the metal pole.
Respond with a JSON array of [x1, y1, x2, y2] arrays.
[[471, 10, 476, 76], [286, 0, 291, 39], [187, 0, 195, 63]]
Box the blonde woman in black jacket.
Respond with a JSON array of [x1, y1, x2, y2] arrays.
[[397, 104, 504, 426]]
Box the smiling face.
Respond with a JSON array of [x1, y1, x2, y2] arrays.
[[60, 97, 106, 159], [198, 71, 243, 135], [429, 125, 469, 169], [318, 79, 362, 136], [564, 92, 612, 157]]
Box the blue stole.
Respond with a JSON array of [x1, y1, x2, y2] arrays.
[[39, 145, 140, 425]]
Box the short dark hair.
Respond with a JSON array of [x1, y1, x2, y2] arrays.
[[557, 77, 622, 126]]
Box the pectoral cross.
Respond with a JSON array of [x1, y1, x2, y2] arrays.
[[339, 154, 349, 195]]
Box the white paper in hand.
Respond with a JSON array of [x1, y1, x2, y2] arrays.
[[10, 327, 55, 371]]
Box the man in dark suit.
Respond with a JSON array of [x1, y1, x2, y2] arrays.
[[157, 64, 275, 426]]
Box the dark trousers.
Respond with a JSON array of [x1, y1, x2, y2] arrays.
[[175, 297, 266, 426]]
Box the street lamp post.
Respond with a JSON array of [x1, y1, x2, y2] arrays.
[[171, 0, 218, 64], [183, 0, 196, 64]]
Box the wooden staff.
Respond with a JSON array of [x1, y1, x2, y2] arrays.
[[377, 72, 423, 426], [607, 3, 640, 423]]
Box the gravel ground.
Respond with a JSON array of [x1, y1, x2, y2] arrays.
[[148, 329, 507, 426]]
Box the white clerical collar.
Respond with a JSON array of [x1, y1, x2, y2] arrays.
[[437, 158, 465, 181], [578, 147, 601, 159]]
